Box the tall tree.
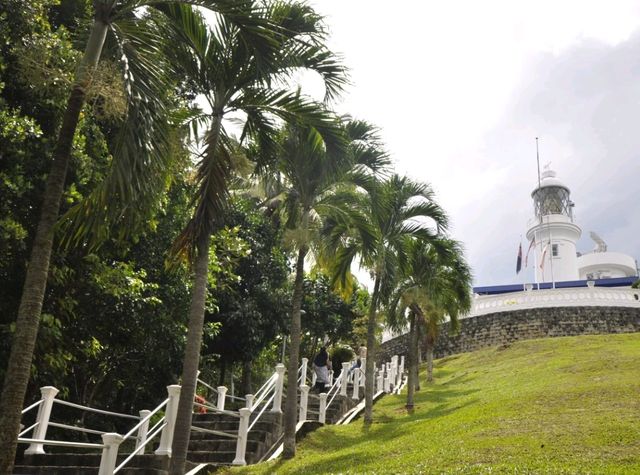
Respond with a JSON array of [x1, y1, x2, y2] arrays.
[[0, 0, 279, 471], [158, 4, 347, 471], [387, 238, 473, 409], [262, 117, 388, 457], [330, 175, 449, 424]]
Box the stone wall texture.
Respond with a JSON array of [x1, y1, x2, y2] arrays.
[[377, 306, 640, 362]]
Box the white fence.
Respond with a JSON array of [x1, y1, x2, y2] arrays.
[[18, 354, 406, 471], [469, 286, 640, 318]]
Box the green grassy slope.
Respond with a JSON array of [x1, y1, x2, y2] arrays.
[[224, 333, 640, 474]]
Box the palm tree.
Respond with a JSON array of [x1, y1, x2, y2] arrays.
[[258, 117, 388, 458], [387, 238, 472, 409], [156, 4, 348, 471], [330, 175, 449, 424], [0, 2, 272, 471]]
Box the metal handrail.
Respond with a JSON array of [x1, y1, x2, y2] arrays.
[[21, 399, 43, 415], [113, 421, 167, 474], [247, 392, 275, 432], [190, 425, 238, 439], [121, 398, 168, 442], [19, 421, 39, 437], [48, 422, 106, 436], [252, 373, 277, 409], [251, 380, 275, 411], [17, 438, 104, 450], [193, 401, 240, 418], [326, 377, 342, 409], [53, 399, 140, 420], [197, 378, 245, 402]]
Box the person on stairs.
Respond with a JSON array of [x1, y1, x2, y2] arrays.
[[313, 347, 331, 392]]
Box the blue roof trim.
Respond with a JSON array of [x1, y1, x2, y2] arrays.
[[473, 276, 639, 295]]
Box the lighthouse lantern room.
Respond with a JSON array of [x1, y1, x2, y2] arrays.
[[525, 166, 582, 283]]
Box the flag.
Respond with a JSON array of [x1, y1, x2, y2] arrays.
[[539, 244, 548, 270], [516, 242, 523, 274], [524, 237, 536, 267]]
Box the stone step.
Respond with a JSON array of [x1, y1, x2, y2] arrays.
[[189, 428, 271, 443], [187, 450, 236, 464], [19, 453, 167, 470], [14, 467, 167, 475], [190, 419, 275, 432], [188, 438, 260, 453]]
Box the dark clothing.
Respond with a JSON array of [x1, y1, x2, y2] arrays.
[[314, 349, 329, 367]]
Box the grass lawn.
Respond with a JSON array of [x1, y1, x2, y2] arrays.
[[221, 333, 640, 474]]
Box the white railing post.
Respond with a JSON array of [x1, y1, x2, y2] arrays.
[[399, 356, 405, 380], [329, 369, 334, 386], [352, 369, 360, 400], [311, 371, 317, 387], [245, 394, 254, 411], [340, 362, 350, 396], [393, 355, 400, 387], [232, 407, 251, 466], [391, 355, 398, 387], [271, 364, 285, 413], [98, 432, 123, 475], [377, 369, 384, 393], [360, 357, 366, 387], [155, 384, 180, 456], [135, 410, 151, 454], [384, 372, 390, 393], [318, 393, 328, 424], [298, 384, 309, 422], [25, 386, 59, 455], [217, 386, 227, 411], [300, 357, 308, 387]]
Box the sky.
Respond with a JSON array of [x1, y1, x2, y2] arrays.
[[298, 0, 640, 286]]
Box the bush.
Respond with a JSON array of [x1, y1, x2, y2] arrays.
[[632, 279, 640, 289], [331, 346, 355, 377]]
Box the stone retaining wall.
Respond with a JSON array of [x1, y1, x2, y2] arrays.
[[377, 306, 640, 362]]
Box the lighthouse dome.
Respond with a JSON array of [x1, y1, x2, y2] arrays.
[[531, 168, 569, 196]]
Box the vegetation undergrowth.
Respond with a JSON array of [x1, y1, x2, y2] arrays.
[[223, 333, 640, 474]]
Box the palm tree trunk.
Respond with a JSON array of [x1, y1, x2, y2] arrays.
[[405, 312, 417, 410], [169, 236, 210, 475], [0, 16, 108, 473], [169, 106, 225, 474], [415, 321, 422, 391], [426, 335, 435, 383], [363, 275, 381, 425], [282, 243, 308, 459]]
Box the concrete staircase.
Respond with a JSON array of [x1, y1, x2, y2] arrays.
[[14, 453, 171, 475], [13, 391, 360, 474]]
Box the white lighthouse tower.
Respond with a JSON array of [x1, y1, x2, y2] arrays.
[[526, 166, 581, 283]]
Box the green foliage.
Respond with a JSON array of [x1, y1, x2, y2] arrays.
[[632, 279, 639, 289], [201, 197, 290, 384], [301, 273, 359, 356], [329, 345, 354, 376], [228, 334, 640, 474]]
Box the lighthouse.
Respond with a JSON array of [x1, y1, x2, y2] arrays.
[[525, 166, 581, 283]]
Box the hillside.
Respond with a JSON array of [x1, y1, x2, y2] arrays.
[[224, 333, 640, 474]]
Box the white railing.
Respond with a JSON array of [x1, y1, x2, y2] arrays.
[[470, 286, 640, 317], [17, 385, 180, 475], [196, 378, 246, 410], [232, 363, 285, 466], [113, 398, 170, 473], [19, 355, 405, 472], [321, 373, 343, 423]]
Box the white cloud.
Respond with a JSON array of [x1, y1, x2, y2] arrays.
[[305, 0, 640, 285]]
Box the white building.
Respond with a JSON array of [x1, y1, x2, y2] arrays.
[[525, 166, 637, 284]]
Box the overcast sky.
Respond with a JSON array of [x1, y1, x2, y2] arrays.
[[300, 0, 640, 286]]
